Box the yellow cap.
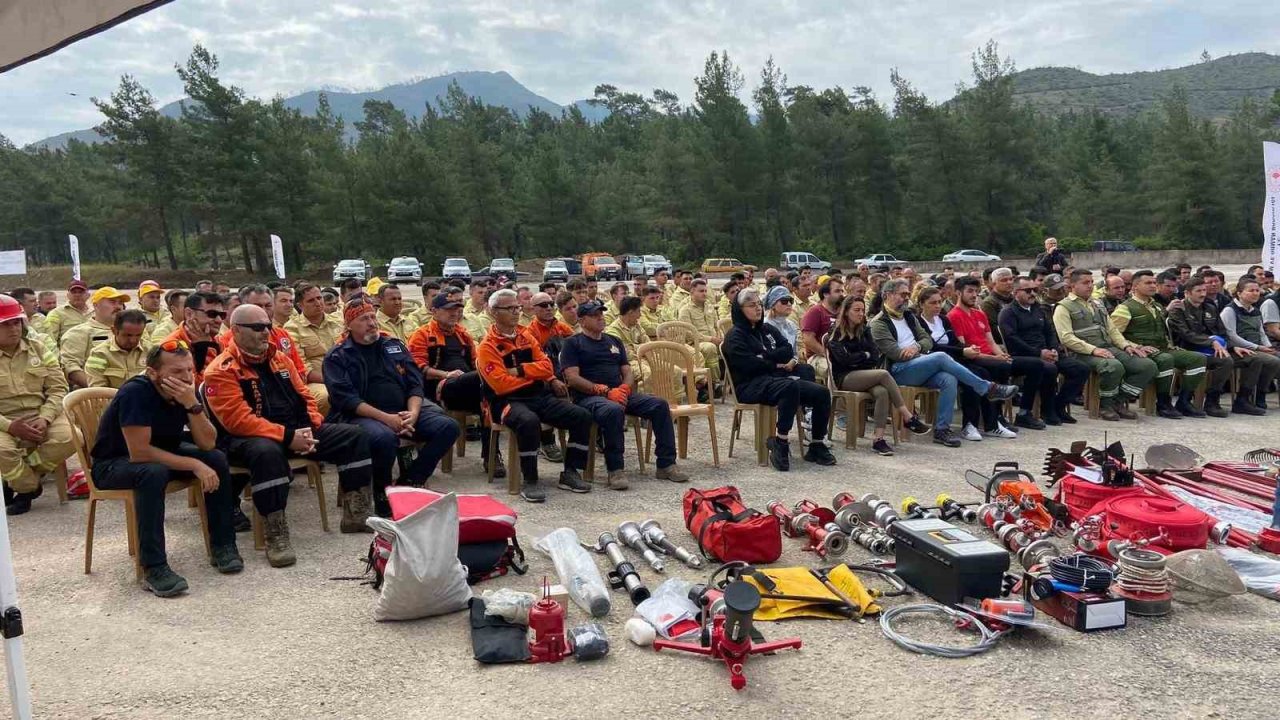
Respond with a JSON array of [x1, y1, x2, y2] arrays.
[[365, 277, 385, 296], [90, 286, 131, 305], [137, 280, 164, 297]]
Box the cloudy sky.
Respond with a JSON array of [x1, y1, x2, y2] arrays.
[[1, 0, 1273, 145]]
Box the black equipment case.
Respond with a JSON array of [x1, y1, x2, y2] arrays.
[[889, 518, 1009, 604]]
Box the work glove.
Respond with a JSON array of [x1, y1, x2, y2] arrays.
[[606, 385, 631, 406]]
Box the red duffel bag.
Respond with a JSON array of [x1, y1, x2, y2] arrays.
[[683, 486, 781, 563]]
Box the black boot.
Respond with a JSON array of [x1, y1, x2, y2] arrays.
[[1234, 389, 1267, 416], [1204, 391, 1228, 418], [1175, 389, 1206, 418], [1256, 387, 1269, 409], [480, 432, 506, 479], [1156, 394, 1183, 419]]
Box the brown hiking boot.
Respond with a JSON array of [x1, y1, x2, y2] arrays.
[[341, 488, 373, 534], [1099, 407, 1120, 421], [655, 465, 689, 483], [264, 511, 297, 568], [1115, 403, 1138, 420], [606, 470, 629, 491]]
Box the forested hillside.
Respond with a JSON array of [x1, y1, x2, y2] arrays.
[[1, 42, 1276, 274]]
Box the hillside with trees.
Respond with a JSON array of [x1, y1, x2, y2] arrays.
[[1, 42, 1276, 275]]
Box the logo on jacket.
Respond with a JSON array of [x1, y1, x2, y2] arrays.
[[609, 345, 619, 354]]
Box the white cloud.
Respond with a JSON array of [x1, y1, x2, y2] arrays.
[[0, 0, 1267, 145]]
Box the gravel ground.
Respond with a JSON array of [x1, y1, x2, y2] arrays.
[[4, 399, 1280, 719]]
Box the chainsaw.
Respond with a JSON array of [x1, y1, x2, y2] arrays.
[[966, 461, 1071, 536]]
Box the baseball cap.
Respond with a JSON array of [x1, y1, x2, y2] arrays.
[[1043, 274, 1066, 291], [365, 277, 385, 296], [90, 286, 131, 304], [577, 299, 606, 316], [431, 293, 463, 310], [138, 280, 164, 297], [68, 279, 88, 292]]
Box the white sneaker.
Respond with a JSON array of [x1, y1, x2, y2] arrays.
[[961, 423, 983, 442], [984, 424, 1018, 439], [801, 409, 812, 430]]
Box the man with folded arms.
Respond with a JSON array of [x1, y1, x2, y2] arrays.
[[560, 300, 687, 490], [90, 341, 242, 596]]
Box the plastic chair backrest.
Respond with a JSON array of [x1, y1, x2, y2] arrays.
[[637, 341, 697, 406], [656, 320, 700, 346], [62, 387, 118, 489]]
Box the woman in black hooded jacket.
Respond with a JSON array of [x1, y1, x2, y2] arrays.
[[723, 287, 835, 471]]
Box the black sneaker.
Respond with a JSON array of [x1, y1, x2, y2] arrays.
[[210, 545, 245, 574], [933, 428, 962, 448], [1056, 405, 1078, 424], [557, 470, 591, 493], [871, 438, 895, 456], [1014, 413, 1046, 430], [540, 442, 564, 463], [143, 564, 189, 598], [904, 414, 931, 435], [987, 383, 1019, 400], [803, 441, 837, 466], [766, 437, 791, 472], [1043, 411, 1063, 426], [520, 483, 546, 503], [232, 505, 251, 532], [1156, 403, 1183, 420]]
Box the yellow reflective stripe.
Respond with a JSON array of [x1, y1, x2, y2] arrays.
[[85, 356, 109, 370]]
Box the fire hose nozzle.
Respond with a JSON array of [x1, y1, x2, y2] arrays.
[[900, 496, 936, 519], [618, 521, 665, 573], [935, 493, 978, 523], [639, 519, 704, 569], [1209, 521, 1232, 545], [820, 523, 850, 558]]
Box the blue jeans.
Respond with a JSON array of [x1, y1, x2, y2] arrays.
[[890, 352, 992, 429]]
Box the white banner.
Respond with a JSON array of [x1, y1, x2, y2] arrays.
[[1264, 142, 1280, 274], [0, 250, 26, 276], [270, 234, 286, 279], [68, 234, 81, 280]]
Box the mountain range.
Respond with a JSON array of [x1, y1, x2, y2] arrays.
[[29, 53, 1280, 150], [32, 70, 609, 150]]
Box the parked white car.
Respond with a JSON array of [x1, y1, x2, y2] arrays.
[[942, 249, 1002, 262], [442, 257, 472, 281], [386, 256, 423, 283], [853, 254, 906, 272]]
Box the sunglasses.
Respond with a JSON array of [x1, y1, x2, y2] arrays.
[[533, 302, 554, 309], [235, 322, 272, 333], [158, 339, 189, 352], [198, 309, 227, 320], [777, 298, 794, 305]]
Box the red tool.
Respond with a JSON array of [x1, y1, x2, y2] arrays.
[[766, 500, 803, 538], [793, 514, 849, 558], [792, 499, 836, 526], [528, 578, 571, 664], [966, 462, 1068, 534], [654, 581, 801, 690]]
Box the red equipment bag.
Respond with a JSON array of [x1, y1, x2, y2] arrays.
[[368, 487, 527, 587], [683, 486, 781, 563]]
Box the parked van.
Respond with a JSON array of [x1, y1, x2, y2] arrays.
[[780, 251, 831, 273]]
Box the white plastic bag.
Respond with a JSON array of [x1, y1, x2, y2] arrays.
[[367, 492, 472, 621], [481, 588, 536, 624], [534, 528, 611, 617], [1218, 548, 1280, 600], [635, 578, 700, 639]]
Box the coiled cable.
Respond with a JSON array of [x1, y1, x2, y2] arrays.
[[1048, 554, 1115, 592], [879, 604, 1007, 658]]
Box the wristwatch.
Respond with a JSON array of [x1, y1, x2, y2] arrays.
[[186, 402, 206, 416]]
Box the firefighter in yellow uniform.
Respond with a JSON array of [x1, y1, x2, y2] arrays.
[[604, 297, 651, 386], [0, 295, 75, 515], [61, 286, 129, 389], [84, 310, 149, 389], [45, 279, 93, 344], [461, 282, 493, 344], [639, 287, 666, 340], [135, 280, 167, 331], [284, 283, 344, 415], [677, 279, 723, 384]]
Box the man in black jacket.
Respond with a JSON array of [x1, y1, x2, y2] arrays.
[[998, 276, 1088, 425], [723, 288, 835, 471], [1167, 275, 1241, 418], [1034, 237, 1069, 275]]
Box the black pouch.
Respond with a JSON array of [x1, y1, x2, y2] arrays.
[[469, 598, 530, 664]]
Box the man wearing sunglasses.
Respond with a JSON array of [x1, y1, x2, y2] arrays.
[[204, 305, 375, 566], [477, 289, 593, 503], [90, 342, 243, 596], [161, 292, 225, 386], [326, 299, 460, 520]]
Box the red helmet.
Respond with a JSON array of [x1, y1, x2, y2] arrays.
[[0, 295, 24, 324]]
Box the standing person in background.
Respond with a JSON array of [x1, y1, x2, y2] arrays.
[[85, 310, 149, 389], [827, 295, 932, 455], [375, 284, 415, 343], [0, 294, 75, 516], [1035, 237, 1070, 274], [284, 283, 343, 415], [61, 286, 129, 389], [45, 279, 92, 344]]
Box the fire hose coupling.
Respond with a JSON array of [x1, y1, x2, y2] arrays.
[[793, 513, 850, 558], [1018, 538, 1062, 568], [767, 500, 804, 538], [639, 519, 704, 569], [935, 493, 979, 523], [832, 491, 857, 510], [793, 499, 836, 525], [852, 493, 901, 528], [1209, 521, 1232, 545], [618, 521, 666, 573], [594, 532, 651, 606], [832, 506, 891, 554], [900, 496, 938, 520]]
